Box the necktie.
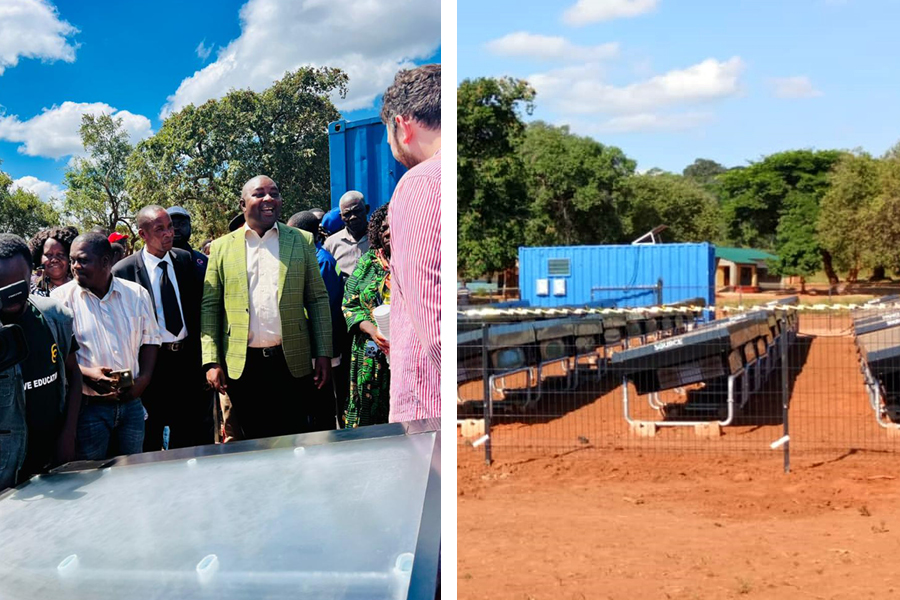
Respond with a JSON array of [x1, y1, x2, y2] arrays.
[[159, 262, 183, 336]]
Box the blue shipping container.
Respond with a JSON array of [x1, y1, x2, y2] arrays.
[[327, 116, 407, 214], [518, 243, 716, 309]]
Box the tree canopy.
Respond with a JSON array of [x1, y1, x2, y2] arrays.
[[127, 66, 346, 238], [624, 173, 721, 243], [457, 77, 534, 280], [64, 113, 134, 234], [521, 121, 634, 247], [0, 166, 60, 239]]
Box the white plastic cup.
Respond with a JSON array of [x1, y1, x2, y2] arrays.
[[372, 304, 391, 340]]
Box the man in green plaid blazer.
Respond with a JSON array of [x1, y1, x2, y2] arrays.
[[201, 175, 333, 439]]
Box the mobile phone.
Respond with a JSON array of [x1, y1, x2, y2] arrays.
[[0, 280, 29, 309], [109, 369, 134, 389]]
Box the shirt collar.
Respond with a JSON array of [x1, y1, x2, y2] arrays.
[[142, 247, 173, 270], [340, 228, 367, 244], [78, 275, 121, 302], [244, 222, 279, 241]]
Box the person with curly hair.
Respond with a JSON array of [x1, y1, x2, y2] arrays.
[[342, 204, 391, 428], [28, 226, 78, 297]]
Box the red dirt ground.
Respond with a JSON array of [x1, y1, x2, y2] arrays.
[[457, 313, 900, 599], [458, 448, 900, 600]]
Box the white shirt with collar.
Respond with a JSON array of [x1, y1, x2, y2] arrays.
[[141, 247, 187, 343], [244, 222, 282, 347], [51, 277, 161, 396]]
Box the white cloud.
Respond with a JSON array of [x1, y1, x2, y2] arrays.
[[0, 0, 78, 75], [563, 0, 658, 26], [530, 57, 743, 115], [160, 0, 440, 119], [0, 101, 153, 159], [769, 76, 823, 99], [589, 111, 714, 133], [196, 40, 212, 61], [11, 175, 64, 202], [486, 32, 618, 62]]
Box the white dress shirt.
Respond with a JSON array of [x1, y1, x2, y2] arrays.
[[244, 223, 282, 347], [141, 248, 187, 343], [51, 277, 161, 396]]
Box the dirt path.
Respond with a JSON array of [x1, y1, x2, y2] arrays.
[[458, 448, 900, 600]]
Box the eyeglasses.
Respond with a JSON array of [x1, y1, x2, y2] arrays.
[[43, 253, 68, 262]]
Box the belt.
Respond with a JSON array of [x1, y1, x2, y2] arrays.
[[83, 394, 126, 405], [248, 345, 283, 358], [161, 341, 186, 352]]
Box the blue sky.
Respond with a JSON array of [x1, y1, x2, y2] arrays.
[[0, 0, 440, 202], [458, 0, 900, 173]]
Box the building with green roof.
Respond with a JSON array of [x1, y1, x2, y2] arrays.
[[715, 247, 781, 292]]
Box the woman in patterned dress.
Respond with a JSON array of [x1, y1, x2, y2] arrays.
[[342, 205, 391, 428], [28, 226, 78, 297]]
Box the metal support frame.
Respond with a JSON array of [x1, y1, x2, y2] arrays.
[[860, 361, 899, 429], [623, 370, 742, 428], [537, 356, 578, 391], [489, 367, 540, 411]]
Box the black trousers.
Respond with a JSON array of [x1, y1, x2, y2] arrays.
[[226, 347, 331, 440], [142, 344, 214, 452]]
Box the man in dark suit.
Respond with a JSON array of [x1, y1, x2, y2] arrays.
[[113, 205, 212, 450]]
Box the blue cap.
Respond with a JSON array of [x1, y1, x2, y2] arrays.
[[320, 207, 343, 236]]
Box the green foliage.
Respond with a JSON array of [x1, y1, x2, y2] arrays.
[[719, 150, 842, 249], [0, 167, 60, 238], [127, 67, 346, 239], [868, 154, 900, 272], [521, 122, 634, 247], [64, 113, 134, 233], [770, 191, 822, 277], [457, 77, 534, 279], [624, 173, 722, 243], [818, 152, 881, 277], [682, 158, 727, 187]]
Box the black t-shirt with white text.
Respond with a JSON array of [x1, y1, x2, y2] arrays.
[[12, 303, 76, 476]]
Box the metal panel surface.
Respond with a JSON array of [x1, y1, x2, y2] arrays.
[[328, 117, 407, 214], [518, 243, 716, 309], [0, 424, 440, 600]]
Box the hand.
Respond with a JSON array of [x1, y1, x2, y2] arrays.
[[119, 375, 150, 401], [371, 329, 390, 355], [82, 366, 117, 395], [206, 365, 228, 394], [313, 357, 331, 390], [360, 321, 389, 355]]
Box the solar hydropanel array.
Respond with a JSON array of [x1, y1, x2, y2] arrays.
[[458, 293, 900, 461]]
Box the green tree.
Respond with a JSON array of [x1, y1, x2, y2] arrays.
[[769, 191, 823, 290], [624, 173, 721, 243], [869, 152, 900, 276], [0, 167, 60, 238], [457, 77, 534, 280], [682, 158, 727, 187], [127, 67, 346, 239], [719, 149, 843, 283], [818, 152, 881, 282], [64, 113, 134, 234], [520, 121, 635, 246]]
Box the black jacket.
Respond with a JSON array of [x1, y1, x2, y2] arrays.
[[112, 248, 202, 347]]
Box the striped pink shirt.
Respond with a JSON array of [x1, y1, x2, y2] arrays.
[[388, 150, 441, 422]]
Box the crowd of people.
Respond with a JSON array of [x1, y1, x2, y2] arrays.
[[0, 63, 441, 491]]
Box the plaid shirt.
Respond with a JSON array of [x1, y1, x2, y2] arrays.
[[388, 150, 441, 422]]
